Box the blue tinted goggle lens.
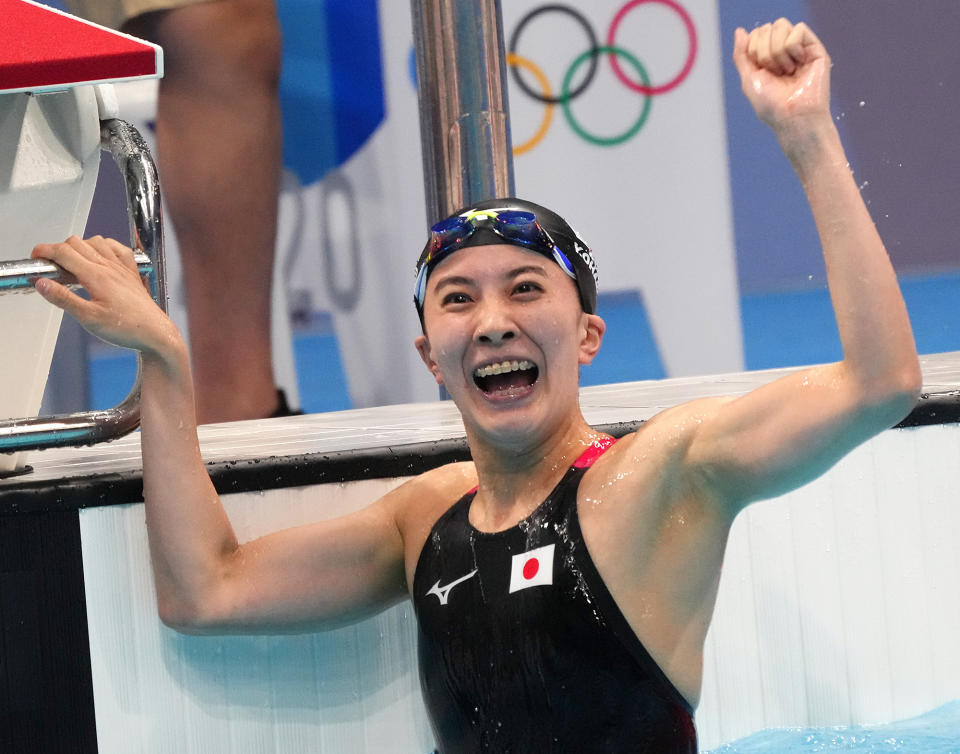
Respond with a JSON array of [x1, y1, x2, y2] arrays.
[[426, 211, 554, 264], [428, 214, 473, 252], [429, 211, 539, 251]]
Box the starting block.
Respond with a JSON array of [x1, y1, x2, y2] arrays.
[[0, 0, 165, 474]]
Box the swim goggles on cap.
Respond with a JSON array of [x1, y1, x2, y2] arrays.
[[414, 209, 577, 309]]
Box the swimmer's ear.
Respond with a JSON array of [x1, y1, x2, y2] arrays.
[[415, 334, 444, 385], [578, 313, 605, 366]]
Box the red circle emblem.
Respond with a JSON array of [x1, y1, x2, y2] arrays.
[[523, 557, 540, 580]]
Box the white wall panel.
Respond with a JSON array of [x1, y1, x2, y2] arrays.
[[697, 425, 960, 749]]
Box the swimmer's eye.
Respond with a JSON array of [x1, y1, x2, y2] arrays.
[[513, 281, 543, 296], [442, 291, 473, 305]]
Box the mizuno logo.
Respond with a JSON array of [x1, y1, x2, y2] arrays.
[[426, 569, 478, 605]]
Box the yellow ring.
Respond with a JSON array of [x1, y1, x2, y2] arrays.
[[506, 52, 553, 155]]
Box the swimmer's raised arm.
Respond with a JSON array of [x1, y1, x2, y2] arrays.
[[664, 20, 921, 510], [30, 236, 245, 627], [29, 237, 472, 632]]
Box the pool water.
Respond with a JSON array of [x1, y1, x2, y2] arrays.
[[707, 701, 960, 753]]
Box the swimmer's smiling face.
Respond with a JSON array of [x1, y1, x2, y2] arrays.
[[415, 244, 605, 444]]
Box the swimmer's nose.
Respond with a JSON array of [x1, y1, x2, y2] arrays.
[[475, 308, 516, 346], [477, 326, 516, 346]]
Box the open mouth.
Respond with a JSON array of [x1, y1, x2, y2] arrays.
[[473, 359, 539, 396]]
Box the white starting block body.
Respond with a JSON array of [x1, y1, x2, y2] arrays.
[[0, 86, 102, 473]]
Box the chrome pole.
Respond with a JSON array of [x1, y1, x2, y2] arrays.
[[411, 0, 515, 225]]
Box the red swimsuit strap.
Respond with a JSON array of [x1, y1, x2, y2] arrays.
[[572, 435, 617, 468]]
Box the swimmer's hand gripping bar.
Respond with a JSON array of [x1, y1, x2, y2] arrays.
[[0, 118, 167, 454]]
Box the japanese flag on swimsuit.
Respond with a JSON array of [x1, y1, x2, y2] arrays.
[[509, 543, 556, 593]]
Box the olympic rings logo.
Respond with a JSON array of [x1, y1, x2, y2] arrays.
[[507, 0, 698, 154]]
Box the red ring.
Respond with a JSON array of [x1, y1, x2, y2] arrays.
[[606, 0, 697, 95]]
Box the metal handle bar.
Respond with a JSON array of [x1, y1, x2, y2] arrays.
[[0, 253, 153, 293], [0, 117, 167, 454]]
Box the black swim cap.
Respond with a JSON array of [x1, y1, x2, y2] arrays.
[[414, 197, 599, 318]]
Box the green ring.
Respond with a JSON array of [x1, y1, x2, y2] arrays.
[[560, 45, 652, 147]]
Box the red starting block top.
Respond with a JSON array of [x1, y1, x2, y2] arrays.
[[0, 0, 162, 94]]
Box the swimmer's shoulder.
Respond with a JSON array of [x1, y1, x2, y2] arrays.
[[389, 461, 478, 533], [605, 396, 734, 460], [581, 396, 737, 503], [387, 461, 478, 587], [412, 461, 478, 503]]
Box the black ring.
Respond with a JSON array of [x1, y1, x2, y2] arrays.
[[508, 4, 600, 105]]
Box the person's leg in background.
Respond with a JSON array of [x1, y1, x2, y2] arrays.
[[126, 0, 286, 423]]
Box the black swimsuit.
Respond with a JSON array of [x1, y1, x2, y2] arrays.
[[413, 439, 697, 753]]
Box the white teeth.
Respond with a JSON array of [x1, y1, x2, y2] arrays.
[[475, 359, 534, 378]]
